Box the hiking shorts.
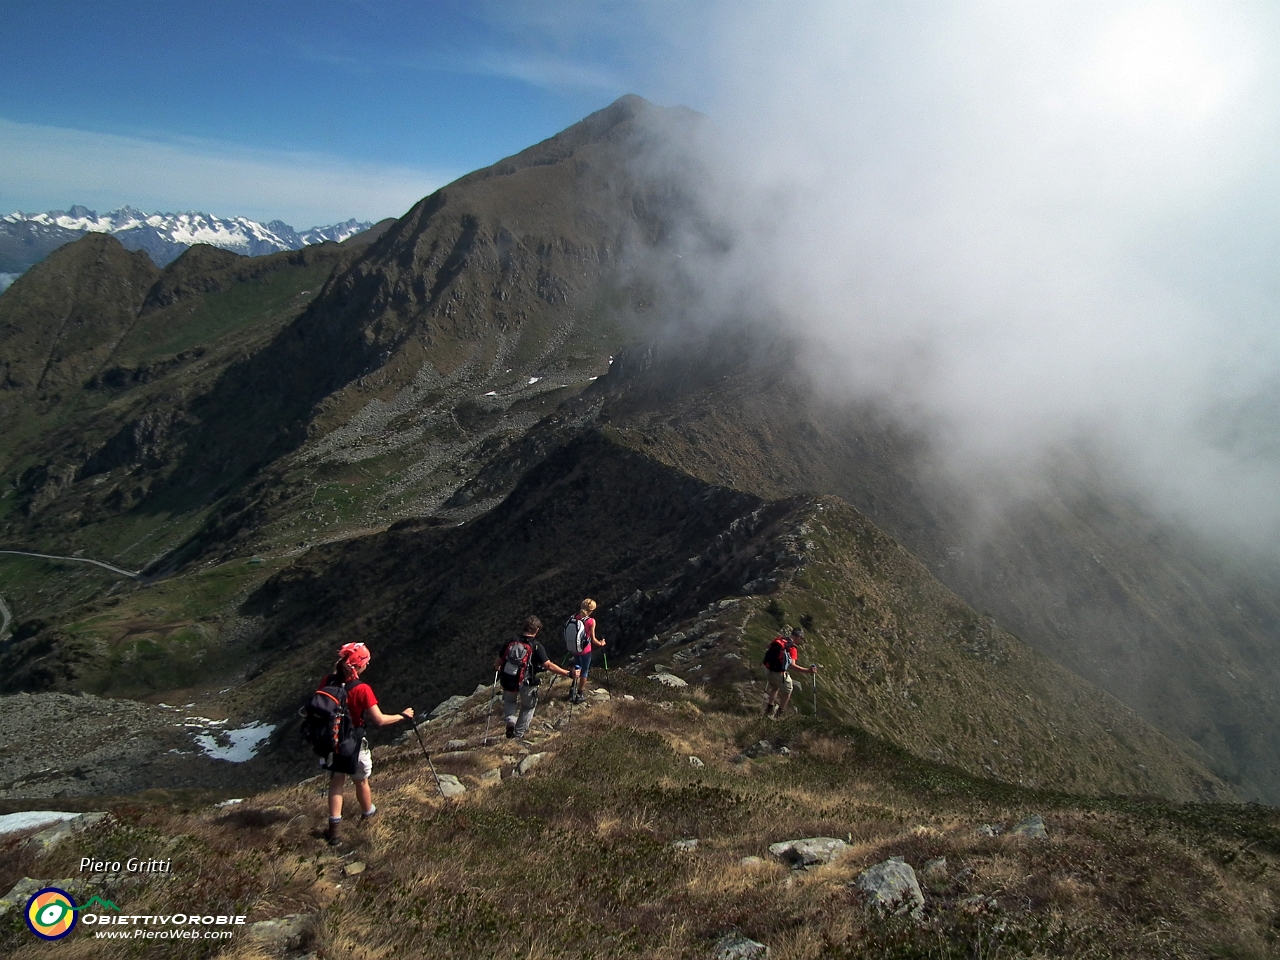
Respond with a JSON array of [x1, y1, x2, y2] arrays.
[[328, 739, 372, 780], [572, 652, 592, 678], [766, 669, 794, 696]]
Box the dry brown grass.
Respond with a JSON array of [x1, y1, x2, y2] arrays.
[[3, 690, 1278, 958]]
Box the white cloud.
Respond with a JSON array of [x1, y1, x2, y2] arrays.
[[644, 0, 1280, 553], [0, 117, 456, 228], [461, 49, 622, 95]]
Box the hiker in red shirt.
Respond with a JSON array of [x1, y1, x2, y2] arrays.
[[322, 642, 414, 846], [762, 627, 818, 718]]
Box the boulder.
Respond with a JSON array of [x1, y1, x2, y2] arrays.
[[689, 756, 705, 768], [744, 740, 775, 758], [671, 839, 698, 852], [444, 739, 468, 751], [649, 673, 688, 688], [1010, 815, 1048, 839], [853, 859, 925, 919], [435, 774, 467, 797], [517, 753, 548, 776], [767, 837, 848, 869], [479, 768, 502, 784], [712, 933, 770, 959], [429, 696, 470, 718], [23, 813, 110, 856], [590, 688, 610, 700], [249, 913, 310, 944], [343, 861, 366, 876]]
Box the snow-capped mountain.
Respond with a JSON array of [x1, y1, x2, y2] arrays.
[[0, 205, 374, 285]]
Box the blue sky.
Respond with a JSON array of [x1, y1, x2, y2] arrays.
[[0, 0, 708, 227], [3, 1, 1279, 542]]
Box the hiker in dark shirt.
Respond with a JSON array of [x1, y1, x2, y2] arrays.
[[494, 616, 571, 740]]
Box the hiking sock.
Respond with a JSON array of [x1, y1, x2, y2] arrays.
[[360, 805, 377, 821]]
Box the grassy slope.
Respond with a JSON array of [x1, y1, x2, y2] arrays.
[[0, 554, 288, 697], [2, 681, 1277, 959], [727, 497, 1227, 803]]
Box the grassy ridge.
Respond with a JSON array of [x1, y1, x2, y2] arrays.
[[3, 681, 1277, 959]]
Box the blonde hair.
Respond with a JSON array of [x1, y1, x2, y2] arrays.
[[579, 598, 597, 616]]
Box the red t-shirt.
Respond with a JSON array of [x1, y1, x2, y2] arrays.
[[319, 675, 378, 729]]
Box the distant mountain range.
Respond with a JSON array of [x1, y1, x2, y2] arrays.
[[0, 205, 373, 287]]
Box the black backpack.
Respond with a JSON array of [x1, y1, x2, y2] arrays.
[[300, 675, 366, 761], [500, 637, 536, 691], [763, 637, 792, 672]]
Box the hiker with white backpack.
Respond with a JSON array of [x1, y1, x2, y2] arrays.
[[494, 616, 572, 740], [564, 598, 606, 704]]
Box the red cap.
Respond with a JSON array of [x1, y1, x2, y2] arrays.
[[338, 642, 371, 669]]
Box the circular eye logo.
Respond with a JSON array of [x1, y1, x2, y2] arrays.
[[25, 887, 78, 940]]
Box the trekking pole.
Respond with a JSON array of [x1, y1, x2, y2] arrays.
[[810, 664, 818, 718], [482, 670, 499, 746], [406, 715, 448, 801]]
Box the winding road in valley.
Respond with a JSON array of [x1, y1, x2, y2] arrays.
[[0, 549, 143, 580], [0, 549, 145, 641]]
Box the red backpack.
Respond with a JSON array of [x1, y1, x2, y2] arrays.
[[762, 637, 794, 672], [500, 637, 536, 690]]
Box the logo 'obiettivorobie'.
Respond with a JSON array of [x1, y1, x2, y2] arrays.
[[25, 888, 78, 940], [24, 890, 121, 941]]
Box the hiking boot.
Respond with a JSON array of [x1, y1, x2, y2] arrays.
[[505, 724, 516, 739], [763, 703, 775, 717], [324, 820, 342, 846]]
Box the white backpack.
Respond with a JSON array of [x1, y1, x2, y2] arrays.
[[563, 616, 587, 655]]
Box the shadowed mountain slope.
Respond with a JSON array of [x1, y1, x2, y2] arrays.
[[0, 235, 160, 405], [434, 330, 1280, 801], [0, 235, 375, 562], [202, 430, 1226, 801]]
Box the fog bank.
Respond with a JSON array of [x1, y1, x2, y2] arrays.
[[650, 1, 1280, 553]]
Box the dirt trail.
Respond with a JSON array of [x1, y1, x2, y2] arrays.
[[0, 549, 142, 580]]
